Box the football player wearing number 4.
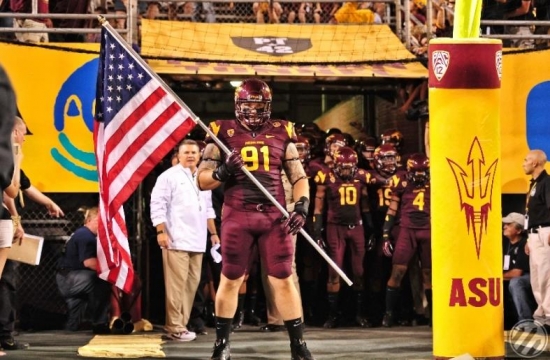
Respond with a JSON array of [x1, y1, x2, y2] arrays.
[[381, 153, 432, 327], [197, 79, 314, 360]]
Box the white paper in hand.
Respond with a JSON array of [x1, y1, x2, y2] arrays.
[[210, 243, 222, 263]]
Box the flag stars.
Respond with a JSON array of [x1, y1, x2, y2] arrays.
[[116, 96, 122, 102], [109, 54, 115, 60], [117, 75, 123, 81], [128, 63, 134, 70], [110, 43, 116, 49], [108, 75, 114, 81], [116, 85, 122, 92], [118, 64, 124, 71], [107, 85, 113, 92], [100, 96, 104, 102], [108, 64, 114, 71], [107, 106, 113, 113], [118, 53, 125, 60], [137, 73, 144, 79], [127, 74, 133, 80], [126, 84, 132, 91]]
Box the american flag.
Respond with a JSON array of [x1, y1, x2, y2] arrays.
[[94, 25, 196, 292]]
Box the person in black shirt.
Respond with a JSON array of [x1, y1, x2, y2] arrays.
[[56, 207, 111, 333], [502, 212, 536, 328], [523, 149, 550, 326]]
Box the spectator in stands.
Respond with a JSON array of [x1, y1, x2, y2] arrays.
[[193, 1, 216, 23], [330, 2, 375, 24], [320, 3, 339, 23], [56, 207, 111, 333], [433, 0, 454, 38], [113, 0, 127, 29], [298, 3, 322, 24], [502, 212, 536, 328], [10, 0, 52, 43], [409, 0, 427, 23], [85, 6, 105, 43], [373, 2, 387, 23], [503, 0, 535, 48], [534, 0, 550, 48], [1, 116, 64, 351], [49, 0, 91, 42], [253, 1, 283, 23]]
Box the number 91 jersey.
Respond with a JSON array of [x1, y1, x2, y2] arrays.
[[205, 119, 297, 208]]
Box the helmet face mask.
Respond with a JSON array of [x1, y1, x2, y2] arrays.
[[374, 144, 398, 176], [333, 147, 358, 181], [235, 79, 272, 130], [406, 153, 430, 187], [295, 135, 311, 164]]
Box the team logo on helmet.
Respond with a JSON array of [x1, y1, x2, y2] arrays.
[[333, 146, 359, 181], [432, 50, 450, 81], [231, 37, 312, 56], [273, 121, 281, 127], [406, 153, 430, 187]]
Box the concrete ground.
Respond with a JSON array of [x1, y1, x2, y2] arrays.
[[2, 324, 550, 359]]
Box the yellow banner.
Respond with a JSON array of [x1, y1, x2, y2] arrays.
[[501, 48, 550, 193], [0, 42, 100, 192], [141, 21, 417, 63], [147, 60, 428, 78]]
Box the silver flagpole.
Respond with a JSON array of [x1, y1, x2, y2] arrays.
[[98, 18, 353, 286]]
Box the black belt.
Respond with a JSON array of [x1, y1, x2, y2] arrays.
[[239, 203, 276, 212]]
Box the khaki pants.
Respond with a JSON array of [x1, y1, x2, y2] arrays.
[[261, 234, 301, 325], [162, 249, 203, 333], [14, 19, 48, 43], [528, 226, 550, 324]]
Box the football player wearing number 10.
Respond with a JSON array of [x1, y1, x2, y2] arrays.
[[197, 79, 314, 360]]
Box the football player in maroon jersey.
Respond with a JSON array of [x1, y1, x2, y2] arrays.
[[313, 146, 373, 328], [381, 153, 431, 327], [362, 143, 407, 326], [197, 79, 313, 360]]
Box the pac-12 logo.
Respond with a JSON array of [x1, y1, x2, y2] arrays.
[[51, 59, 99, 182], [431, 50, 450, 81], [231, 37, 312, 56]]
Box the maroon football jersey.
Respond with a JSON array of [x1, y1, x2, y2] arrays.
[[393, 180, 431, 229], [315, 169, 367, 225], [206, 119, 297, 208], [362, 169, 407, 215]]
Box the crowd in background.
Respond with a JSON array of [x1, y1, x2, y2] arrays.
[[0, 0, 549, 49]]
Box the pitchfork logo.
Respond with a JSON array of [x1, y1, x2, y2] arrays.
[[447, 137, 498, 259], [432, 50, 450, 81]]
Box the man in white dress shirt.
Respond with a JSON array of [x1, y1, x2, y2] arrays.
[[150, 139, 219, 342]]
